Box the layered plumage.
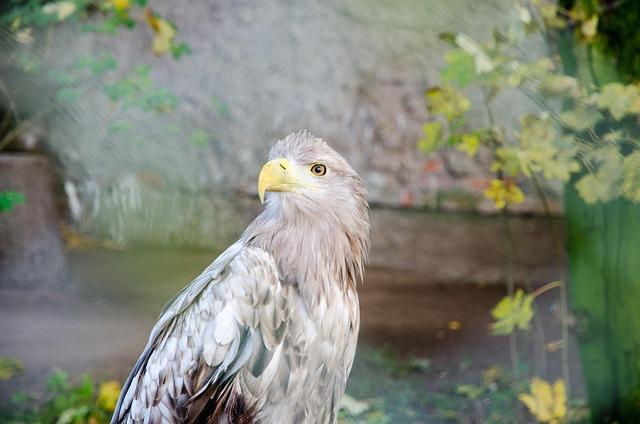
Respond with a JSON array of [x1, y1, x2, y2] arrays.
[[111, 131, 370, 424]]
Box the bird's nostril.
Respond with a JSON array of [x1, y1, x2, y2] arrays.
[[279, 163, 287, 170]]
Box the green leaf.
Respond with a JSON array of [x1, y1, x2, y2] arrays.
[[171, 42, 191, 59], [103, 66, 178, 113], [75, 53, 117, 77], [0, 191, 25, 212], [108, 120, 131, 134], [211, 95, 231, 117], [417, 121, 443, 153], [456, 384, 484, 400], [135, 65, 151, 77], [47, 369, 69, 392], [55, 87, 82, 103], [190, 129, 210, 147], [89, 55, 117, 76], [75, 374, 95, 400], [559, 107, 603, 131], [438, 31, 457, 45], [10, 391, 32, 404], [441, 50, 475, 87], [47, 69, 78, 85]]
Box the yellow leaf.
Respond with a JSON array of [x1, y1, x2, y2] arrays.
[[426, 85, 470, 121], [538, 3, 566, 28], [97, 380, 121, 412], [546, 340, 563, 352], [553, 380, 567, 419], [14, 27, 34, 45], [145, 9, 176, 55], [483, 365, 503, 385], [581, 15, 598, 40], [484, 179, 524, 209], [456, 133, 480, 156], [42, 1, 76, 21], [447, 320, 462, 330], [517, 4, 532, 24], [11, 16, 21, 31], [490, 289, 533, 335], [112, 0, 130, 12], [519, 377, 567, 423], [455, 34, 495, 73], [417, 121, 443, 153]]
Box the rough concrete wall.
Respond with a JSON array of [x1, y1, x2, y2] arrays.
[[0, 155, 67, 288], [6, 0, 554, 249]]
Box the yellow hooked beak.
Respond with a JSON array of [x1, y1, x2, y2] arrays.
[[258, 158, 301, 203]]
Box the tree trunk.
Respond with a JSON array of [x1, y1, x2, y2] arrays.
[[566, 182, 640, 423], [0, 153, 67, 289], [554, 23, 640, 421]]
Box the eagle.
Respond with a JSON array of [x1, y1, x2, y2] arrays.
[[111, 130, 370, 424]]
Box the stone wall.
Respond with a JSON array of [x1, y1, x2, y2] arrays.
[[4, 0, 557, 253]]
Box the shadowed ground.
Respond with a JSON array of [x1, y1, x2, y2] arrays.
[[0, 248, 583, 421]]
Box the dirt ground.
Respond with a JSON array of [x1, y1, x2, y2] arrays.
[[0, 248, 583, 421]]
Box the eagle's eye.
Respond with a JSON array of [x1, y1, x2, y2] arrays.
[[310, 163, 327, 176]]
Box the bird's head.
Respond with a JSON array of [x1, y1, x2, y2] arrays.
[[258, 130, 368, 224], [250, 130, 370, 290]]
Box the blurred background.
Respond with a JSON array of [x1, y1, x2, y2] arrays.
[[1, 0, 639, 422]]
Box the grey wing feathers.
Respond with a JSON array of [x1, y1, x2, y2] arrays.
[[111, 244, 287, 424]]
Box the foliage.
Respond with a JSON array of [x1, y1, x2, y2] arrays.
[[490, 289, 534, 335], [0, 0, 208, 153], [0, 357, 24, 380], [338, 394, 390, 424], [103, 65, 177, 112], [144, 9, 189, 57], [484, 179, 524, 209], [0, 369, 120, 424], [425, 4, 640, 421], [96, 380, 121, 412], [417, 3, 640, 421], [558, 0, 640, 81], [0, 190, 25, 212], [519, 377, 567, 424], [419, 0, 640, 207]]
